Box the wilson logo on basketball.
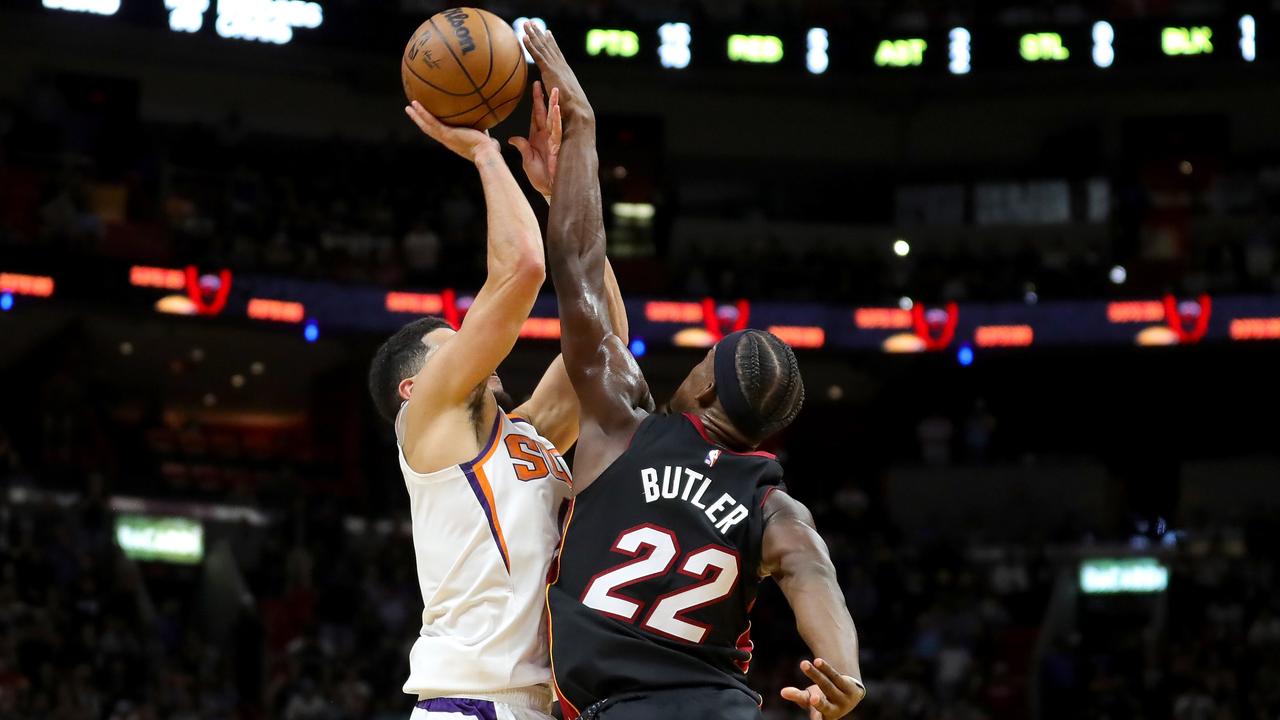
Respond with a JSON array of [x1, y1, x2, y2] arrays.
[[442, 8, 477, 53]]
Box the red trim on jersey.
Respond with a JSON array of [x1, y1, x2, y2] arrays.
[[579, 524, 681, 624], [759, 486, 783, 509], [545, 499, 582, 720], [638, 543, 742, 645], [734, 621, 754, 673], [683, 413, 777, 459]]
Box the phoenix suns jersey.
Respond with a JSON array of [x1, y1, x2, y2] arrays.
[[396, 406, 572, 705], [546, 412, 785, 718]]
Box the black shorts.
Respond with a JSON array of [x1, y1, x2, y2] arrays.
[[581, 687, 762, 720]]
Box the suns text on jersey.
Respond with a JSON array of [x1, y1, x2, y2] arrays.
[[639, 466, 748, 534]]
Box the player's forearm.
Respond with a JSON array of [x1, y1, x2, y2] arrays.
[[475, 146, 545, 285], [602, 259, 629, 345], [547, 120, 608, 302], [781, 563, 863, 682]]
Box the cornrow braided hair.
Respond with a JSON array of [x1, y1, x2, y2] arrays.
[[733, 330, 806, 440]]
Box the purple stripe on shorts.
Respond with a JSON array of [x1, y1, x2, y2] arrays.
[[415, 697, 498, 720]]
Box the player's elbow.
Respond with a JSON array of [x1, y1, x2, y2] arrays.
[[506, 239, 547, 290]]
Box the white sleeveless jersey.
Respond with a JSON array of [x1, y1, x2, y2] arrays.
[[396, 407, 572, 701]]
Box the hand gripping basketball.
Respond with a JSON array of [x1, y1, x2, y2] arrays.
[[405, 100, 500, 162]]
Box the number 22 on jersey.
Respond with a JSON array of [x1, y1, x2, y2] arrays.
[[580, 524, 740, 643]]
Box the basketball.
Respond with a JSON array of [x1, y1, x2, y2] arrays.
[[401, 8, 528, 130]]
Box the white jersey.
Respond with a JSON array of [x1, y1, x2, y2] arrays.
[[396, 407, 572, 705]]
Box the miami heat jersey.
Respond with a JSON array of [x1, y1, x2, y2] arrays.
[[546, 413, 785, 717], [396, 407, 572, 704]]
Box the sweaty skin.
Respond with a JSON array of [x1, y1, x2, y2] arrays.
[[397, 85, 628, 474], [523, 24, 865, 720]]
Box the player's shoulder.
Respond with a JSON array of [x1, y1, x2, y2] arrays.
[[762, 486, 812, 525]]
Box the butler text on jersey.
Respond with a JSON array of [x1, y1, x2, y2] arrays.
[[640, 466, 750, 534]]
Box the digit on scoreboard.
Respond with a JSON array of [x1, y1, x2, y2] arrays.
[[806, 28, 829, 74], [1240, 15, 1256, 61], [659, 22, 692, 69], [1092, 21, 1115, 68], [948, 27, 971, 74]]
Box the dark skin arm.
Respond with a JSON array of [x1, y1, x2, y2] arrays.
[[523, 24, 653, 490], [761, 490, 866, 719]]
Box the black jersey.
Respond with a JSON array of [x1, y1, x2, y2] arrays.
[[547, 412, 785, 718]]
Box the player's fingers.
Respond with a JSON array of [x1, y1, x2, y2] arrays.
[[807, 688, 844, 720], [548, 93, 562, 149], [812, 658, 849, 687], [815, 660, 865, 707], [404, 103, 442, 138], [508, 136, 531, 158], [531, 81, 546, 130], [802, 661, 843, 701], [545, 28, 564, 58], [780, 687, 810, 709], [524, 24, 548, 56]]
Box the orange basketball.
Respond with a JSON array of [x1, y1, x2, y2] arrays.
[[401, 8, 528, 130]]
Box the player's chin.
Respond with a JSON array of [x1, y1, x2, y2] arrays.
[[488, 376, 514, 410]]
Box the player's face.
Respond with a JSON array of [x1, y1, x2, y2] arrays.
[[409, 327, 506, 401], [666, 346, 715, 414]]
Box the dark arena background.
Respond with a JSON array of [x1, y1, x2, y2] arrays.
[[2, 0, 1280, 718]]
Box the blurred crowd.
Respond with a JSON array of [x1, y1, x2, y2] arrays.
[[4, 452, 1280, 720], [3, 348, 1280, 720], [3, 77, 1276, 306]]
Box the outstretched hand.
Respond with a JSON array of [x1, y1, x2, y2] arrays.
[[508, 81, 562, 197], [780, 658, 866, 720], [522, 23, 593, 124], [405, 100, 499, 162]]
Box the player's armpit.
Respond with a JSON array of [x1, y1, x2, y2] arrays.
[[511, 259, 631, 453], [510, 356, 579, 452], [528, 23, 651, 485], [761, 491, 864, 692]]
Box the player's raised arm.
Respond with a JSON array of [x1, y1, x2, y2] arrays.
[[402, 101, 545, 415], [505, 82, 630, 452], [761, 490, 866, 720], [523, 24, 652, 483]]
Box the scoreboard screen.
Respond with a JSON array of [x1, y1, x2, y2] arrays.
[[28, 0, 1275, 76]]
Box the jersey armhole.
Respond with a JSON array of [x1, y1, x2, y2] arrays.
[[398, 410, 503, 483], [570, 412, 653, 500]]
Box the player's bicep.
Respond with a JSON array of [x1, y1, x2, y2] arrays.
[[511, 356, 580, 451], [571, 334, 653, 432], [425, 273, 540, 406], [760, 492, 835, 581]]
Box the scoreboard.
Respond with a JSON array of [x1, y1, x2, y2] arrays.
[[33, 0, 1270, 78]]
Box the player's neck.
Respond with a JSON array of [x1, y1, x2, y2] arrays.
[[696, 409, 757, 453]]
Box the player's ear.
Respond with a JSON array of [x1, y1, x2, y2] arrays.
[[694, 378, 718, 408], [398, 377, 415, 402]]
